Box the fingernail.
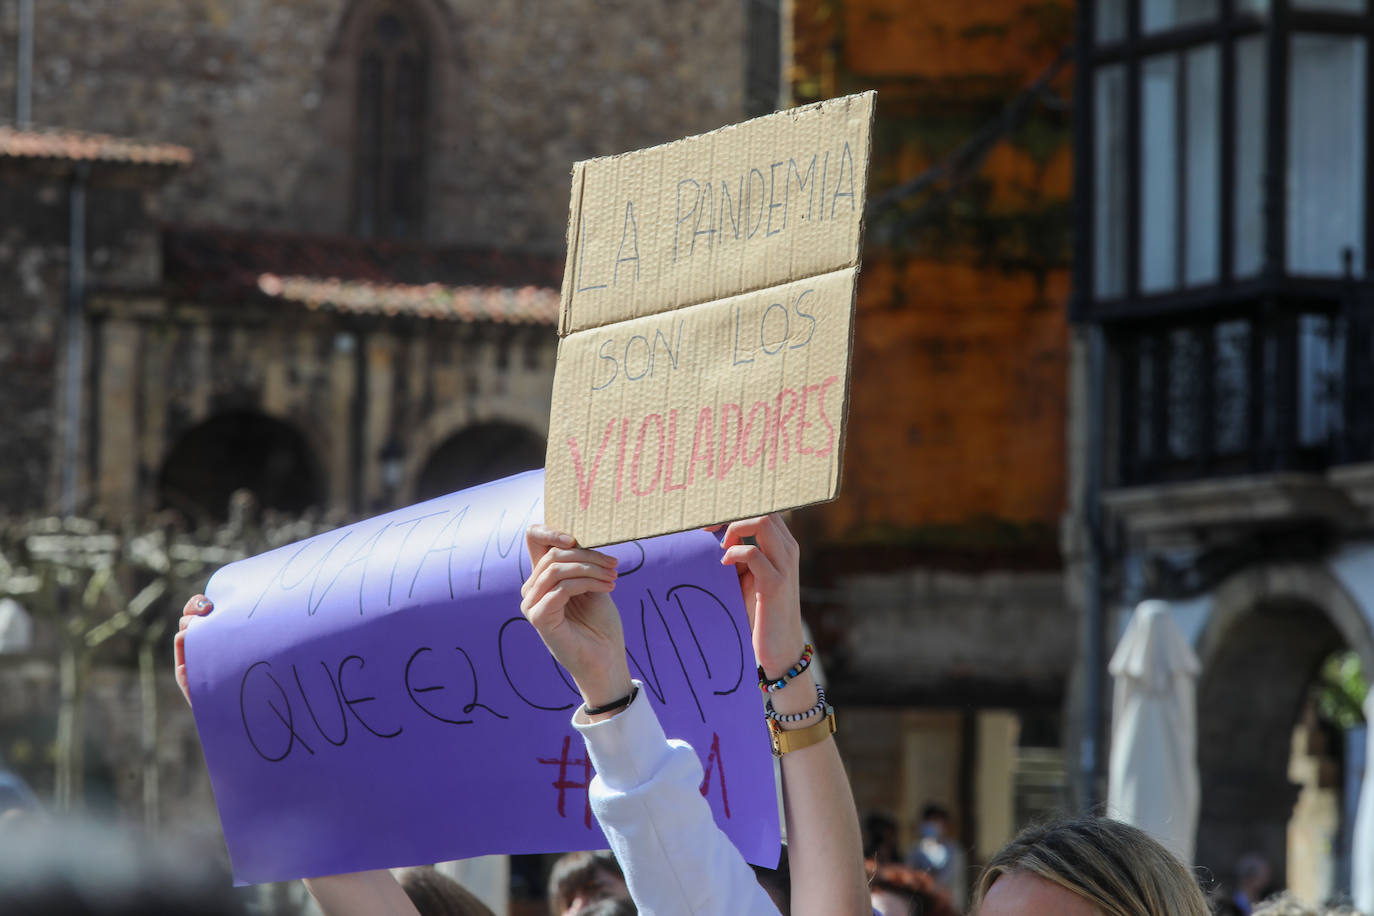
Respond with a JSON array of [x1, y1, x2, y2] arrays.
[[196, 599, 208, 609], [558, 533, 575, 547]]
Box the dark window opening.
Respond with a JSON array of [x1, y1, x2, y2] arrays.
[[354, 5, 429, 240]]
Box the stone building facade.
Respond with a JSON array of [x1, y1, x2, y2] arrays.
[[1068, 0, 1374, 895], [0, 1, 780, 905], [0, 0, 756, 250], [0, 0, 775, 520]]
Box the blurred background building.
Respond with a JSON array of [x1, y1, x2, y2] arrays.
[[1072, 0, 1374, 902], [0, 0, 784, 910], [5, 0, 1374, 910]]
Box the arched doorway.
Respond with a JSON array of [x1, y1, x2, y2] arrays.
[[1193, 560, 1374, 895], [1196, 599, 1344, 883], [158, 411, 325, 523], [414, 422, 545, 501]]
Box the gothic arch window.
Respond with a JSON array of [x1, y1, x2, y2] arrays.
[[353, 3, 429, 239]]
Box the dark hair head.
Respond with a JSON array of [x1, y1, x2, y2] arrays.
[[548, 850, 625, 916], [868, 860, 960, 916], [398, 867, 496, 916], [920, 803, 950, 823], [972, 817, 1209, 916], [574, 897, 636, 916]]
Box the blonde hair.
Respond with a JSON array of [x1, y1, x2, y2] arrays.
[[1251, 893, 1361, 916], [972, 817, 1209, 916]]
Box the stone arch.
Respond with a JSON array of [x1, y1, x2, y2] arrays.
[[1193, 561, 1374, 884], [157, 411, 326, 523], [413, 421, 546, 502]]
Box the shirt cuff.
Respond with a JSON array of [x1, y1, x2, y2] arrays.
[[571, 680, 667, 791]]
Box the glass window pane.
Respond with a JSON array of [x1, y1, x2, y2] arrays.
[[1137, 336, 1157, 461], [1292, 0, 1365, 11], [1185, 45, 1220, 286], [1235, 35, 1267, 279], [1095, 65, 1128, 299], [1143, 0, 1218, 34], [1288, 34, 1366, 276], [1236, 0, 1271, 11], [1097, 0, 1127, 43], [1141, 55, 1179, 294], [1167, 328, 1202, 458], [1214, 321, 1250, 454], [1260, 324, 1279, 446], [1299, 314, 1344, 445]]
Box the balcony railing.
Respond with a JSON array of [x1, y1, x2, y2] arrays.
[[1112, 287, 1370, 487]]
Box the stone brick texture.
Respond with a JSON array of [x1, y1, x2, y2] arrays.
[[0, 170, 164, 513], [0, 0, 748, 251]]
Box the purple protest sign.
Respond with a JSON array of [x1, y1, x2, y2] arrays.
[[186, 469, 779, 885]]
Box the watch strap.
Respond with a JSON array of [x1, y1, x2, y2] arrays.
[[768, 705, 836, 757]]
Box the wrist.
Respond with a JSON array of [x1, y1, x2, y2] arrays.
[[766, 670, 819, 717], [576, 663, 633, 719], [757, 638, 808, 683]]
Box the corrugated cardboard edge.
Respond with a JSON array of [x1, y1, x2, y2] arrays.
[[558, 161, 588, 337], [828, 90, 876, 530], [563, 270, 859, 548], [557, 91, 876, 338], [548, 92, 876, 546]]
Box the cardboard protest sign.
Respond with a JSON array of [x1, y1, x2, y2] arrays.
[[187, 470, 777, 885], [546, 91, 876, 547]]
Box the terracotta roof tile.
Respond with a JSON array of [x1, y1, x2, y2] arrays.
[[256, 274, 558, 325], [164, 226, 564, 298], [0, 125, 192, 166]]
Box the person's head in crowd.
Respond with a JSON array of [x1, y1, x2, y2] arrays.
[[0, 816, 245, 915], [971, 816, 1209, 916], [1250, 893, 1362, 916], [918, 803, 951, 841], [1235, 853, 1273, 902], [868, 860, 959, 916], [548, 850, 628, 916], [573, 897, 636, 916], [397, 866, 496, 916], [865, 812, 901, 863]]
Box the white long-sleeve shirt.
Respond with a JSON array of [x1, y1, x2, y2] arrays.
[[572, 685, 782, 916]]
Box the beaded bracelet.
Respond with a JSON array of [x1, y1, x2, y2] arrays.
[[758, 643, 815, 693], [766, 685, 827, 724]]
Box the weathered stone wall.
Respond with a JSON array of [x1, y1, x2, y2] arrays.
[[0, 172, 164, 514], [834, 567, 1071, 704], [0, 0, 750, 251], [91, 295, 558, 520]]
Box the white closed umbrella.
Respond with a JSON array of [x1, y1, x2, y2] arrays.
[[1108, 599, 1201, 865], [1352, 694, 1374, 912]]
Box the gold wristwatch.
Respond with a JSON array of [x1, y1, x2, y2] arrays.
[[768, 705, 837, 757]]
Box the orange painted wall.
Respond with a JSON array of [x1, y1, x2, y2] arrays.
[[791, 0, 1072, 559]]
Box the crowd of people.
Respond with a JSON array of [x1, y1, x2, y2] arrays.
[[1, 512, 1367, 914]]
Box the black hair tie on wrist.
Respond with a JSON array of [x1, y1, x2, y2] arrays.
[[585, 685, 637, 716]]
